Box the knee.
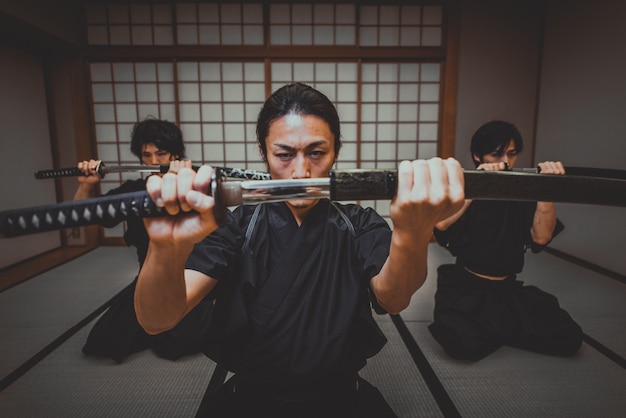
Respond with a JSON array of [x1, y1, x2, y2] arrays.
[[429, 323, 499, 361]]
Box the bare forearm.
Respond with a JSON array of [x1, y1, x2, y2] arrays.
[[531, 201, 557, 245], [73, 183, 97, 200], [134, 243, 192, 334], [372, 228, 431, 314]]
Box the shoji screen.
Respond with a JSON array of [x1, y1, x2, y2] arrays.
[[85, 1, 446, 237]]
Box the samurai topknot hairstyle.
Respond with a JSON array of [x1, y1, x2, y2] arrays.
[[255, 82, 342, 161], [130, 116, 186, 161], [470, 120, 524, 167]]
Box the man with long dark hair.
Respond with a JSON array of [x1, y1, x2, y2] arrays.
[[134, 84, 465, 416]]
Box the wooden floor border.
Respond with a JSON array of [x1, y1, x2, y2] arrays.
[[0, 245, 97, 292]]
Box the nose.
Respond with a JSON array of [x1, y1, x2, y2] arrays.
[[147, 154, 160, 165], [292, 154, 310, 179]]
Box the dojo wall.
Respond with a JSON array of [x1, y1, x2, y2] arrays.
[[454, 0, 625, 276], [535, 0, 626, 275], [0, 42, 60, 269]]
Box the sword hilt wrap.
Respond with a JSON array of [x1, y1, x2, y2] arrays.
[[34, 167, 89, 179], [330, 169, 397, 201], [0, 190, 165, 238]]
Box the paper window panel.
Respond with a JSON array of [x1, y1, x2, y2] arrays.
[[179, 103, 201, 122], [224, 123, 246, 141], [96, 143, 120, 163], [202, 104, 223, 123], [200, 124, 224, 144], [109, 26, 131, 45], [114, 84, 136, 102], [418, 141, 438, 159], [203, 143, 225, 162], [87, 26, 109, 45], [179, 83, 201, 102], [131, 26, 153, 45], [92, 84, 114, 102], [112, 63, 135, 82], [397, 141, 418, 159], [223, 104, 246, 122], [419, 123, 438, 141], [154, 27, 174, 45], [93, 104, 116, 122], [158, 84, 175, 102], [136, 84, 159, 102], [159, 104, 177, 121], [419, 104, 439, 122], [135, 64, 157, 81], [115, 104, 138, 122], [185, 143, 203, 160], [94, 124, 118, 142], [108, 4, 129, 24]]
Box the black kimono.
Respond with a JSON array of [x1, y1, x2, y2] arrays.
[[187, 199, 397, 417], [82, 178, 213, 362], [428, 200, 583, 361]]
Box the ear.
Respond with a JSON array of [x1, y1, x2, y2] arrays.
[[472, 153, 481, 164]]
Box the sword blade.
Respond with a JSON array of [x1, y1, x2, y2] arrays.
[[4, 169, 625, 238]]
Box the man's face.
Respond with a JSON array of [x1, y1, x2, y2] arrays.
[[141, 143, 175, 165], [263, 113, 336, 211], [476, 139, 518, 168]]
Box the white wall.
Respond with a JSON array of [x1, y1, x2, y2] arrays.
[[0, 42, 60, 269], [535, 0, 626, 274]]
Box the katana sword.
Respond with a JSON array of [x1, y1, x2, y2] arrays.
[[34, 164, 626, 181], [2, 168, 625, 238], [34, 162, 271, 181]]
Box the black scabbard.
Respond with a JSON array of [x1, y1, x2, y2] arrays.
[[329, 169, 626, 207]]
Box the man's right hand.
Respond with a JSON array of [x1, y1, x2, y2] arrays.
[[76, 159, 102, 186], [144, 165, 219, 248]]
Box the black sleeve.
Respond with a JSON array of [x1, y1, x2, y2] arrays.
[[185, 210, 243, 282]]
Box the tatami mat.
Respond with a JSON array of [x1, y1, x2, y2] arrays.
[[1, 244, 624, 417], [400, 244, 626, 417], [0, 327, 213, 418]]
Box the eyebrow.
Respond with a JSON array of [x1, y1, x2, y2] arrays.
[[271, 141, 328, 152]]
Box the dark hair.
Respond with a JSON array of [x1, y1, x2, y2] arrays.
[[470, 120, 523, 167], [130, 117, 185, 161], [256, 83, 342, 160]]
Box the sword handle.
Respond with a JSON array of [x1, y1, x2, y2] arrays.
[[34, 167, 91, 179], [331, 169, 398, 200], [35, 161, 106, 179], [0, 191, 164, 238], [2, 169, 228, 238]]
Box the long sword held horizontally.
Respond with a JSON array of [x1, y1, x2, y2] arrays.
[[34, 162, 271, 181], [3, 168, 626, 238]]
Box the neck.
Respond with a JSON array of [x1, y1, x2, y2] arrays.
[[286, 199, 319, 226]]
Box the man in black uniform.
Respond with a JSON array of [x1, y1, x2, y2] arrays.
[[429, 119, 583, 361], [134, 83, 465, 417], [75, 117, 212, 362]]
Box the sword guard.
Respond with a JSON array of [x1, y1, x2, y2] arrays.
[[212, 167, 227, 226]]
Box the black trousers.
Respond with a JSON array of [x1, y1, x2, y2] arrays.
[[196, 373, 397, 418], [429, 264, 583, 361]]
